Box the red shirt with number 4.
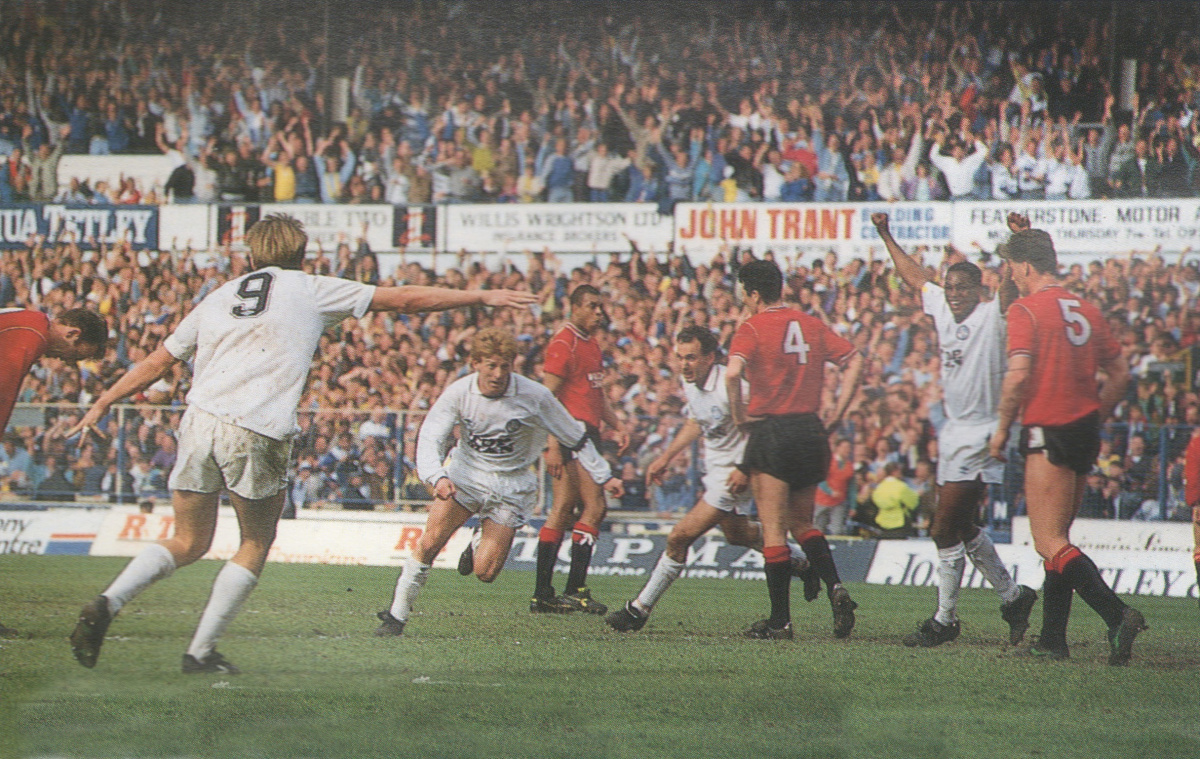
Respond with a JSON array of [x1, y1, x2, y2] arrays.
[[1005, 285, 1120, 427], [729, 306, 856, 417]]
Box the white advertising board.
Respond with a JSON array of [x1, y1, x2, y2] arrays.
[[440, 203, 673, 254], [0, 509, 107, 555], [90, 506, 469, 569], [952, 199, 1200, 257]]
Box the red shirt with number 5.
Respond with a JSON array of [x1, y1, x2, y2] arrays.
[[1005, 285, 1120, 427], [729, 306, 856, 417]]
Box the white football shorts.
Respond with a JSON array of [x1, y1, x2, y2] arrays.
[[937, 419, 1003, 486], [169, 406, 292, 500], [444, 458, 536, 529], [701, 464, 753, 514]]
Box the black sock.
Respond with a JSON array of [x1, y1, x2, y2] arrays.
[[1039, 568, 1072, 646], [535, 539, 560, 597], [765, 559, 793, 628], [1061, 552, 1126, 629], [566, 539, 594, 594], [800, 532, 842, 592]]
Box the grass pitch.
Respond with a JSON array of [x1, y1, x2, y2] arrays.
[[2, 554, 1200, 759]]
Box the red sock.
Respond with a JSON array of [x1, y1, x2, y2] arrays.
[[571, 522, 599, 544]]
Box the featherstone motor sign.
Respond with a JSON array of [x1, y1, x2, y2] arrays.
[[440, 203, 673, 253], [951, 199, 1200, 255]]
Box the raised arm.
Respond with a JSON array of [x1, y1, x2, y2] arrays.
[[871, 212, 930, 291], [368, 286, 536, 314]]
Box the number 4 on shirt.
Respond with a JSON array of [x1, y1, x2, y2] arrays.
[[783, 320, 810, 364]]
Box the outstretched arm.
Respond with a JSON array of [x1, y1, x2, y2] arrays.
[[66, 346, 180, 437], [368, 286, 536, 313], [871, 212, 930, 291]]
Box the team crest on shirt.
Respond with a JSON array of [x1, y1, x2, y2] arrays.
[[955, 324, 970, 340]]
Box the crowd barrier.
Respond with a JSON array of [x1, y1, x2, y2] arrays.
[[5, 197, 1200, 268]]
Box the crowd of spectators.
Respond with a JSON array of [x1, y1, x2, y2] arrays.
[[0, 222, 1197, 526], [2, 1, 1200, 205]]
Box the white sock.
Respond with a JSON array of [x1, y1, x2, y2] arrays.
[[185, 562, 257, 660], [965, 530, 1019, 603], [102, 543, 176, 615], [634, 553, 685, 613], [389, 556, 431, 621], [934, 543, 966, 626]]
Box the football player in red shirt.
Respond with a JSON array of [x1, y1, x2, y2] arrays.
[[1185, 427, 1200, 607], [528, 284, 629, 614], [989, 229, 1145, 665], [0, 306, 107, 637], [727, 260, 864, 639]]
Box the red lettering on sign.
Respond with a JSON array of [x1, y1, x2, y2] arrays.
[[118, 515, 146, 540], [394, 526, 423, 551]]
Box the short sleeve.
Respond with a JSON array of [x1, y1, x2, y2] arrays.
[[1006, 303, 1034, 358], [728, 321, 756, 362], [311, 275, 375, 327], [820, 321, 856, 366], [163, 306, 200, 362], [542, 336, 572, 379]]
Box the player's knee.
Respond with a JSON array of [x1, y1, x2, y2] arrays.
[[929, 523, 957, 548], [476, 563, 502, 583], [166, 536, 212, 566], [666, 530, 696, 556]]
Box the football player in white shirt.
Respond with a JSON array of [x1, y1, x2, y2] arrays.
[[872, 212, 1037, 648], [375, 328, 623, 637], [67, 214, 535, 674], [605, 326, 816, 633]]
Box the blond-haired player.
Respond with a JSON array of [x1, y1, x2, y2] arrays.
[[375, 328, 623, 637], [68, 214, 535, 674]]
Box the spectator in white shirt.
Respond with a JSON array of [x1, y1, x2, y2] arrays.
[[928, 132, 987, 199]]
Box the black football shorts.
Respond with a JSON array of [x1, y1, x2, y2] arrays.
[[742, 413, 830, 490], [1019, 411, 1100, 475]]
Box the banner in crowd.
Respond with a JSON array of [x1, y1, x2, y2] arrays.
[[440, 203, 674, 254], [215, 204, 394, 252], [951, 199, 1200, 256], [672, 201, 953, 259], [0, 509, 107, 555], [0, 204, 158, 249]]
